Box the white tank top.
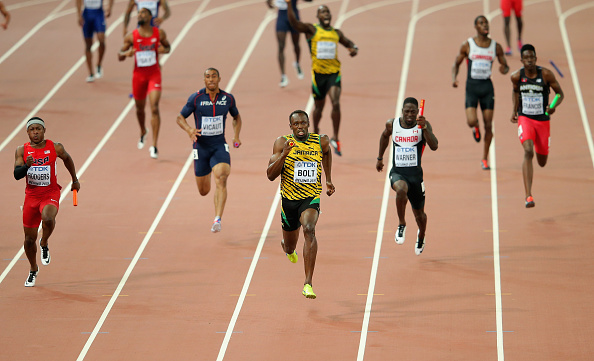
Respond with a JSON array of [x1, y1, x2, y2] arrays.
[[467, 37, 496, 80]]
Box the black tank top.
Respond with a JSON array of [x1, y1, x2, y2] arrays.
[[518, 67, 550, 121]]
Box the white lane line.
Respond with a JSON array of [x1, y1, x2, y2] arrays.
[[5, 0, 59, 10], [556, 0, 594, 168]]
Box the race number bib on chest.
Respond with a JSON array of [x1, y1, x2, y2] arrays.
[[138, 1, 158, 15], [201, 115, 224, 136], [136, 50, 157, 67], [394, 147, 418, 167], [27, 166, 51, 187], [293, 161, 318, 183], [522, 93, 544, 115], [275, 0, 288, 10], [84, 0, 102, 9], [316, 41, 337, 59], [470, 61, 492, 80]]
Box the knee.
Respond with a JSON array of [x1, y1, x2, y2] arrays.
[[524, 147, 534, 159], [24, 235, 36, 246], [414, 212, 427, 224], [151, 105, 160, 117], [198, 187, 209, 196], [395, 188, 407, 199], [216, 173, 229, 186], [302, 224, 316, 238], [331, 99, 341, 109], [41, 214, 55, 224]]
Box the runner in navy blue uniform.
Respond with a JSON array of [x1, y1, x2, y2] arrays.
[[376, 97, 438, 255], [176, 68, 243, 233], [123, 0, 170, 36], [76, 0, 114, 82], [452, 15, 508, 170]]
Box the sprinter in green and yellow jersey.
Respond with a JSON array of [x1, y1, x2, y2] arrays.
[[287, 1, 358, 156], [267, 110, 335, 299]]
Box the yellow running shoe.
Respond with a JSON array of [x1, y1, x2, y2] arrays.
[[286, 251, 298, 263], [302, 284, 316, 299]]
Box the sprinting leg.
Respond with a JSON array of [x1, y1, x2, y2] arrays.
[[148, 90, 161, 149], [96, 32, 106, 76], [211, 162, 230, 219], [300, 208, 319, 289], [522, 139, 535, 198], [328, 86, 342, 141], [482, 108, 494, 163], [84, 37, 94, 79], [23, 227, 39, 272], [134, 98, 147, 140], [312, 98, 326, 134]]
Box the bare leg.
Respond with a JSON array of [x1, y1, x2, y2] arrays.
[[281, 228, 300, 255], [411, 207, 427, 241], [300, 208, 319, 286], [23, 227, 39, 272], [211, 162, 230, 219], [276, 31, 288, 75], [482, 108, 494, 161], [392, 180, 409, 226], [84, 37, 93, 77], [134, 98, 147, 139], [312, 98, 326, 134], [147, 90, 161, 148], [516, 16, 523, 44], [328, 86, 342, 141], [503, 16, 511, 49], [465, 107, 479, 128], [290, 31, 301, 65], [96, 32, 106, 69], [522, 139, 535, 198], [39, 204, 58, 247], [195, 173, 212, 196]]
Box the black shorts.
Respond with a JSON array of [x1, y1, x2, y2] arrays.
[[312, 72, 341, 100], [465, 79, 495, 110], [389, 168, 425, 210], [280, 196, 320, 232]]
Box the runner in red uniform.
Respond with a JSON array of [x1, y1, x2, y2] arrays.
[[119, 7, 170, 159], [14, 117, 80, 287]]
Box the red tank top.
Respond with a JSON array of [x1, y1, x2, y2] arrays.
[[23, 139, 61, 195], [133, 27, 160, 72]]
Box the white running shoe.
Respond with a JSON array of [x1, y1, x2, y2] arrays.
[[86, 75, 94, 83], [211, 219, 221, 233], [137, 132, 146, 149], [294, 62, 304, 80], [279, 75, 289, 88], [395, 224, 406, 244], [149, 146, 158, 159], [40, 239, 50, 266], [415, 230, 425, 255], [95, 66, 103, 79], [24, 268, 38, 287]]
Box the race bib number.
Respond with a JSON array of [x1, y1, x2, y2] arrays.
[[138, 1, 158, 16], [27, 166, 51, 187], [135, 50, 157, 67], [84, 0, 102, 9], [393, 146, 418, 167], [316, 41, 337, 60], [201, 115, 224, 136], [470, 60, 492, 80], [293, 161, 318, 183], [521, 93, 544, 115]]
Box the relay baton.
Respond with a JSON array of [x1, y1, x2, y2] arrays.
[[418, 99, 425, 128], [73, 189, 78, 206], [545, 94, 560, 116]]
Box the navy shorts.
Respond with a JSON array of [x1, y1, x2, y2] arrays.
[[389, 168, 425, 210], [276, 9, 299, 33], [193, 142, 230, 177], [281, 196, 320, 232], [82, 9, 106, 38], [465, 79, 495, 110]]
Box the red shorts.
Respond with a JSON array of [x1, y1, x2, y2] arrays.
[[132, 69, 162, 100], [22, 189, 60, 228], [500, 0, 522, 17], [518, 116, 550, 155]]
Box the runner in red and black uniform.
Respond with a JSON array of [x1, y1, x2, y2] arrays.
[[119, 7, 170, 159], [14, 117, 80, 287], [510, 44, 564, 208]]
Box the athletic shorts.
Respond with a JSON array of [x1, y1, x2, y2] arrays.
[[193, 142, 230, 177], [82, 9, 106, 38], [389, 168, 425, 210], [132, 69, 162, 100], [465, 79, 495, 110], [501, 0, 522, 18], [22, 190, 60, 228], [280, 196, 320, 232], [518, 115, 550, 155], [312, 72, 341, 100], [276, 9, 299, 33]]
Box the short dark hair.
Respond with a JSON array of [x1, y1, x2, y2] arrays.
[[289, 110, 309, 123], [403, 97, 418, 108], [205, 67, 220, 77], [520, 44, 536, 56], [474, 15, 487, 25]]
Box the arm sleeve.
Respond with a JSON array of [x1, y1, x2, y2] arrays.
[[14, 165, 29, 180], [180, 93, 197, 119], [229, 94, 239, 117]]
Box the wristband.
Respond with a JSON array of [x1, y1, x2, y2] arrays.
[[377, 157, 383, 160]]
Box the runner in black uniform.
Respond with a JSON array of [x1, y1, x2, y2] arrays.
[[510, 44, 564, 208], [376, 97, 438, 255], [452, 15, 509, 170]]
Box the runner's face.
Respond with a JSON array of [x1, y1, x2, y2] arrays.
[[521, 50, 537, 71], [475, 17, 489, 36], [317, 6, 331, 27], [27, 124, 45, 144], [401, 103, 418, 127], [204, 70, 220, 92], [290, 114, 309, 141], [138, 9, 151, 26]]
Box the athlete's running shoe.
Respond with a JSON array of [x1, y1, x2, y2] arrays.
[[149, 146, 158, 159], [481, 159, 490, 170], [525, 196, 535, 208], [415, 230, 425, 256], [505, 47, 512, 56], [40, 240, 50, 266], [95, 66, 103, 79], [302, 284, 316, 299], [137, 133, 146, 149], [24, 268, 38, 287], [395, 224, 406, 245], [286, 250, 298, 263], [279, 75, 289, 88], [330, 138, 342, 156], [472, 126, 481, 142], [86, 75, 94, 83], [294, 62, 304, 80], [211, 218, 222, 233]]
